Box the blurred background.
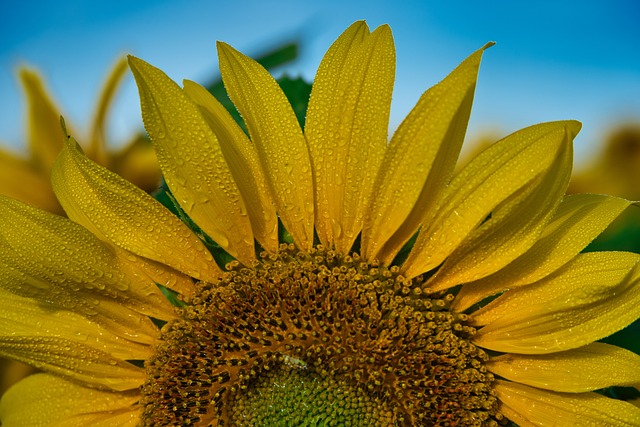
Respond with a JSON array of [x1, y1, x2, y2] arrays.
[[1, 0, 639, 167]]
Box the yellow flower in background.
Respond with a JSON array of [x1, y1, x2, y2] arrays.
[[0, 56, 162, 401], [569, 124, 640, 200], [1, 21, 640, 426], [0, 57, 161, 215]]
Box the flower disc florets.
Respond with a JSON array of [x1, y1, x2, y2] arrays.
[[141, 244, 500, 426]]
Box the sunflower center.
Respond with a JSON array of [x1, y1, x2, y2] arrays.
[[141, 244, 499, 426], [227, 355, 395, 425]]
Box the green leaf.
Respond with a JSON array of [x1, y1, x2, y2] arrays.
[[585, 206, 640, 253], [278, 75, 312, 129]]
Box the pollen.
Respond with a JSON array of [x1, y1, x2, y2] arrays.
[[141, 244, 500, 426]]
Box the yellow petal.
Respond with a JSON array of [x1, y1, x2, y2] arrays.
[[0, 194, 177, 326], [0, 359, 35, 397], [0, 373, 140, 427], [51, 135, 221, 282], [403, 121, 580, 278], [473, 251, 640, 353], [304, 21, 366, 248], [0, 290, 148, 391], [497, 402, 537, 427], [86, 56, 128, 166], [495, 380, 640, 426], [472, 251, 640, 326], [363, 43, 491, 263], [128, 56, 257, 264], [426, 138, 572, 291], [183, 79, 279, 253], [0, 147, 62, 213], [305, 22, 395, 253], [488, 342, 640, 392], [120, 248, 197, 299], [217, 42, 314, 250], [453, 194, 633, 311], [0, 254, 163, 342], [19, 67, 67, 172]]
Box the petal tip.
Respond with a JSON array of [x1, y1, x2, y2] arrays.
[[216, 41, 232, 54], [127, 55, 149, 75], [483, 41, 496, 50], [566, 120, 582, 136]]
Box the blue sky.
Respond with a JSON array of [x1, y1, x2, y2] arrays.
[[1, 0, 639, 166]]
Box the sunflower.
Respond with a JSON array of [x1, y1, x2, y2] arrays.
[[0, 57, 161, 215], [1, 21, 640, 426]]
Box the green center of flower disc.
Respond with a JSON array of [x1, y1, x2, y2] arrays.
[[227, 355, 394, 425], [141, 245, 500, 426]]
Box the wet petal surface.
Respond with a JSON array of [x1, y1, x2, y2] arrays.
[[364, 43, 489, 263], [217, 42, 314, 250], [0, 373, 140, 426], [495, 380, 640, 426], [403, 121, 580, 278], [474, 252, 640, 353], [128, 57, 257, 265], [488, 342, 640, 392], [52, 136, 220, 282], [183, 79, 279, 253], [453, 194, 633, 311], [0, 290, 148, 391], [306, 21, 395, 253]]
